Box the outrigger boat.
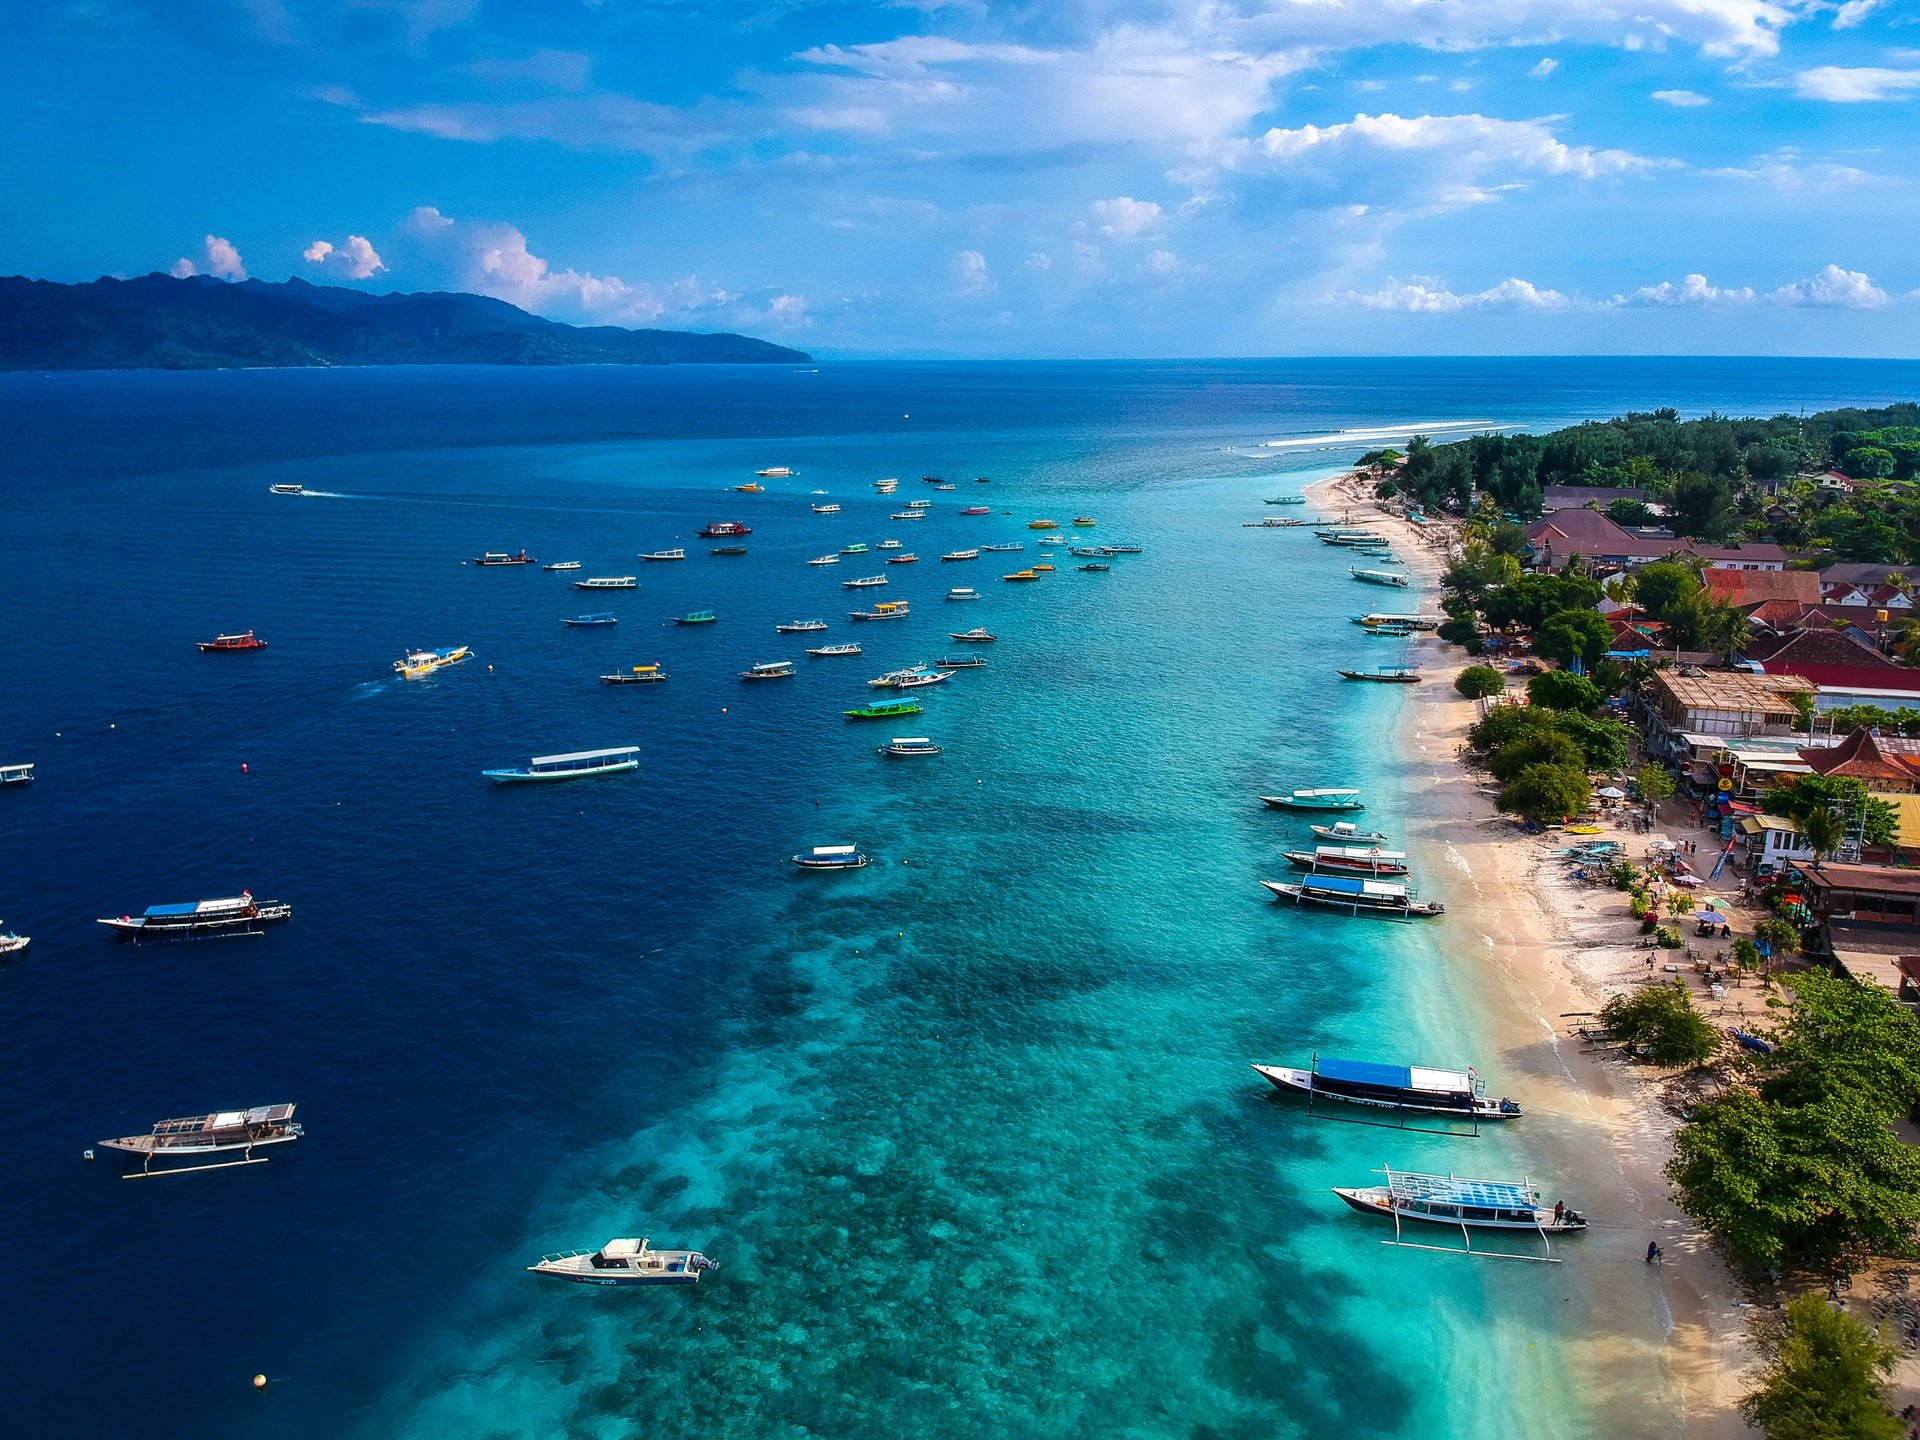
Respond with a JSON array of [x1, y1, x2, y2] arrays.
[[1102, 544, 1143, 554], [529, 1237, 719, 1286], [672, 610, 717, 626], [879, 539, 903, 550], [710, 545, 749, 556], [602, 665, 668, 685], [1355, 613, 1443, 630], [961, 506, 991, 515], [639, 549, 686, 562], [890, 511, 926, 521], [947, 587, 980, 601], [845, 699, 923, 720], [948, 628, 996, 643], [1350, 568, 1410, 588], [942, 549, 980, 561], [544, 561, 583, 572], [395, 644, 472, 680], [868, 666, 932, 689], [269, 483, 306, 496], [197, 630, 267, 652], [1254, 1057, 1520, 1124], [740, 660, 796, 681], [98, 1103, 302, 1179], [1333, 1167, 1585, 1261], [0, 762, 36, 786], [808, 555, 841, 566], [776, 620, 829, 634], [792, 844, 871, 870], [473, 549, 537, 566], [563, 613, 619, 627], [1079, 564, 1111, 573], [576, 576, 638, 590], [885, 553, 920, 565], [1261, 875, 1443, 919], [841, 542, 870, 555], [879, 737, 940, 757], [850, 601, 910, 621], [1245, 518, 1308, 528], [808, 643, 862, 657], [935, 655, 987, 669], [1285, 845, 1410, 876], [1072, 517, 1096, 527], [1339, 666, 1422, 683], [1260, 789, 1363, 812], [1070, 546, 1105, 558], [697, 521, 751, 538], [98, 893, 292, 943], [483, 746, 640, 783], [844, 575, 889, 589], [981, 542, 1024, 553], [894, 669, 953, 689], [1311, 820, 1390, 845], [1265, 495, 1308, 505]]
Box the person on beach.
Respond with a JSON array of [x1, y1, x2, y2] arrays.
[[1646, 1241, 1662, 1264]]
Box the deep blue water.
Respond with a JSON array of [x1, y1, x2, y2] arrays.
[[2, 358, 1916, 1439]]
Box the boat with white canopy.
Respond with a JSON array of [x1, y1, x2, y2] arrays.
[[529, 1238, 719, 1286], [483, 747, 640, 783]]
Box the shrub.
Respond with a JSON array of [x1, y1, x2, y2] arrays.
[[1599, 981, 1719, 1066], [1527, 669, 1604, 713], [1742, 1294, 1904, 1440], [1488, 730, 1585, 782], [1454, 665, 1506, 699], [1629, 894, 1650, 919], [1657, 925, 1683, 949], [1497, 762, 1592, 823]]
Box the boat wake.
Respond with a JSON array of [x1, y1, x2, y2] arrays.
[[1258, 420, 1506, 450]]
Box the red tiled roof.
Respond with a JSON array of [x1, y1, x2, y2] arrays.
[[1704, 569, 1819, 607], [1799, 728, 1920, 782], [1764, 662, 1920, 693]]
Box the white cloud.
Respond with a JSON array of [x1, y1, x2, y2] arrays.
[[1338, 276, 1571, 312], [1612, 273, 1754, 305], [1088, 196, 1162, 238], [1792, 66, 1920, 102], [951, 248, 991, 294], [1770, 263, 1889, 307], [1833, 0, 1881, 28], [1143, 248, 1183, 279], [1652, 89, 1710, 106], [1026, 251, 1054, 272], [767, 294, 810, 327], [303, 234, 386, 280], [172, 235, 247, 281], [1448, 79, 1474, 92], [1529, 58, 1558, 79]]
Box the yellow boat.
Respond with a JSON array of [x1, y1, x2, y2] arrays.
[[1004, 569, 1039, 582], [1027, 519, 1059, 530], [1072, 517, 1096, 527], [396, 644, 471, 680], [734, 482, 764, 493], [1032, 563, 1055, 572], [1564, 825, 1605, 835]]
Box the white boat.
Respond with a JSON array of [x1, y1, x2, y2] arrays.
[[1260, 876, 1443, 919], [740, 661, 796, 681], [0, 924, 30, 957], [529, 1237, 718, 1286], [981, 542, 1023, 553], [792, 844, 871, 870], [867, 666, 931, 688], [776, 620, 829, 633], [905, 499, 932, 510], [1333, 1168, 1586, 1259], [893, 669, 954, 689], [946, 586, 980, 601], [807, 554, 841, 566], [1350, 567, 1410, 588], [483, 746, 640, 783], [890, 511, 926, 521], [98, 1103, 303, 1179], [640, 549, 686, 562], [1253, 1059, 1519, 1122], [575, 576, 638, 590], [843, 575, 888, 589], [544, 561, 583, 572], [807, 643, 862, 657], [880, 737, 940, 757], [394, 645, 472, 680], [941, 549, 980, 562], [1310, 820, 1391, 845], [268, 483, 306, 496], [0, 762, 35, 787], [811, 503, 841, 514], [879, 539, 903, 550], [757, 467, 794, 478]]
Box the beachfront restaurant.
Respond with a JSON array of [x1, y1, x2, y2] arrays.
[[1640, 671, 1815, 763]]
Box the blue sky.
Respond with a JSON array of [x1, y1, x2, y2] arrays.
[[8, 0, 1920, 356]]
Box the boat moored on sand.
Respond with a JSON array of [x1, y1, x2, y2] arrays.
[[529, 1237, 719, 1286], [1350, 567, 1410, 588], [1253, 1057, 1519, 1123], [1285, 845, 1410, 876], [1333, 1168, 1584, 1258], [1339, 666, 1423, 683]]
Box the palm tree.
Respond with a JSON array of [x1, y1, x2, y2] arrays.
[[1695, 597, 1751, 657], [1801, 803, 1844, 864]]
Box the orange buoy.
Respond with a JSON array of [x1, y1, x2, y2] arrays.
[[253, 1374, 268, 1391]]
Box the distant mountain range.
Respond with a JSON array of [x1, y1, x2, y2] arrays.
[[0, 273, 811, 370]]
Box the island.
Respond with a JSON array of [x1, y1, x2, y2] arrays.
[[0, 273, 811, 371]]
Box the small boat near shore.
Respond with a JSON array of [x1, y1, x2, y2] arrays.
[[1350, 568, 1410, 588], [1339, 666, 1422, 683], [395, 645, 471, 680], [98, 893, 292, 943], [1261, 789, 1363, 812], [472, 549, 537, 566], [483, 746, 639, 783], [1254, 1057, 1520, 1123], [576, 576, 638, 590], [1310, 820, 1390, 845], [808, 643, 862, 657], [1261, 876, 1443, 919], [602, 665, 667, 685], [1285, 845, 1410, 876], [529, 1237, 719, 1286], [563, 613, 619, 627], [792, 844, 871, 870], [879, 737, 940, 757], [1354, 613, 1442, 630], [198, 630, 267, 652], [1244, 518, 1307, 528], [1333, 1169, 1585, 1258], [98, 1103, 302, 1179], [1265, 496, 1308, 505]]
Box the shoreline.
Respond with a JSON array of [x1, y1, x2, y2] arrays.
[[1300, 472, 1757, 1438]]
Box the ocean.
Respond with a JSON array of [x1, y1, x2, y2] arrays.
[[2, 357, 1915, 1439]]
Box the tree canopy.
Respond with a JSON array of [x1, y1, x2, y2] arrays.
[[1599, 981, 1719, 1066], [1497, 762, 1591, 823], [1453, 665, 1505, 699], [1527, 670, 1603, 713], [1741, 1294, 1904, 1440]]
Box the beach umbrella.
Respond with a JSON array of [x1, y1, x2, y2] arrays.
[[1697, 909, 1728, 925], [1597, 786, 1626, 799]]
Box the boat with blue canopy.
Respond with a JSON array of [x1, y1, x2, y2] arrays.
[[1334, 1167, 1586, 1261], [483, 746, 639, 783], [97, 893, 292, 943], [1253, 1057, 1519, 1123], [1260, 874, 1442, 919]]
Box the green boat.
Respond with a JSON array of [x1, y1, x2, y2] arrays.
[[844, 700, 924, 720], [841, 543, 870, 555], [672, 610, 717, 626]]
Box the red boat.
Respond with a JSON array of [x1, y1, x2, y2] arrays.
[[697, 521, 752, 538], [197, 631, 267, 652], [962, 506, 991, 515]]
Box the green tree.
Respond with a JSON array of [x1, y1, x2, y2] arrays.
[[1488, 730, 1586, 782], [1453, 665, 1505, 699], [1766, 772, 1900, 851], [1535, 607, 1613, 667], [1498, 762, 1592, 823], [1761, 971, 1920, 1117], [1671, 472, 1737, 542], [1633, 560, 1705, 623], [1545, 712, 1634, 771], [1635, 764, 1675, 806], [1694, 597, 1752, 656], [1527, 670, 1603, 713], [1754, 918, 1801, 968], [1466, 702, 1549, 754], [1801, 803, 1844, 863], [1605, 497, 1655, 526], [1742, 1294, 1904, 1440], [1599, 981, 1719, 1066], [1844, 445, 1896, 480]]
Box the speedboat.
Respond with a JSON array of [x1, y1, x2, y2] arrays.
[[394, 645, 471, 679], [562, 613, 619, 627], [776, 620, 829, 633], [197, 630, 267, 652], [740, 661, 796, 681], [734, 482, 764, 493], [947, 628, 996, 643], [0, 924, 28, 957], [792, 844, 871, 869], [268, 483, 306, 496], [1311, 821, 1390, 846], [529, 1238, 718, 1286]]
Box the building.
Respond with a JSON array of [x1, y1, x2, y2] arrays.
[[1703, 568, 1820, 610], [1737, 814, 1815, 873], [1524, 512, 1794, 573], [1819, 563, 1920, 604], [1541, 484, 1647, 513], [1641, 670, 1814, 758], [1799, 727, 1920, 793], [1804, 863, 1920, 928], [1740, 628, 1920, 709]]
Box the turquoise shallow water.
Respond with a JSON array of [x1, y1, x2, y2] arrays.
[[7, 360, 1920, 1438]]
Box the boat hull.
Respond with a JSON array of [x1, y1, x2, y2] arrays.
[[483, 760, 640, 783], [97, 904, 293, 944], [1259, 796, 1364, 811], [1251, 1066, 1513, 1121], [1332, 1187, 1581, 1231]]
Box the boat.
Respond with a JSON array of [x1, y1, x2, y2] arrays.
[[934, 484, 956, 491], [807, 643, 862, 657], [844, 699, 923, 720], [961, 506, 990, 516], [1333, 1168, 1585, 1254], [879, 539, 903, 550], [808, 555, 841, 566], [1261, 876, 1444, 919], [563, 613, 619, 627], [0, 924, 28, 958], [98, 893, 292, 943], [812, 503, 842, 514], [394, 644, 472, 680], [941, 549, 980, 561], [1350, 568, 1411, 588], [1365, 626, 1416, 638], [529, 1237, 719, 1286], [268, 483, 306, 496], [1244, 518, 1308, 528], [905, 499, 932, 510], [935, 655, 987, 669], [981, 542, 1023, 553], [1260, 789, 1364, 811], [844, 575, 889, 589], [1355, 613, 1443, 630], [947, 628, 996, 643], [1070, 546, 1105, 558], [1003, 569, 1039, 582], [776, 620, 829, 633], [601, 665, 668, 685], [841, 543, 870, 555], [544, 561, 583, 572], [1285, 845, 1410, 876], [1253, 1058, 1520, 1122], [709, 545, 749, 556], [197, 630, 267, 652], [1338, 666, 1422, 683], [792, 844, 871, 869], [850, 601, 910, 621], [1310, 820, 1390, 845], [868, 666, 931, 689], [671, 610, 717, 626], [1103, 544, 1142, 555], [1078, 564, 1111, 573], [890, 511, 926, 521], [576, 576, 638, 590], [1027, 519, 1059, 530], [697, 521, 752, 538], [1265, 496, 1308, 505], [757, 467, 794, 478], [946, 587, 980, 601], [740, 661, 796, 681], [640, 549, 686, 562], [473, 550, 537, 566], [735, 482, 764, 493], [98, 1103, 302, 1179], [1072, 517, 1096, 527], [879, 736, 941, 758], [886, 553, 919, 565], [483, 746, 640, 783], [0, 762, 34, 786], [1032, 564, 1055, 572], [894, 669, 953, 689], [921, 476, 944, 485], [873, 478, 899, 490], [975, 476, 991, 483]]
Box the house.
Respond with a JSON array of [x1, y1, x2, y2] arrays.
[[1737, 814, 1815, 873], [1802, 863, 1920, 928], [1641, 670, 1814, 758], [1819, 563, 1920, 604], [1703, 568, 1819, 610], [1524, 513, 1795, 573], [1798, 727, 1920, 793], [1541, 484, 1647, 513], [1741, 628, 1920, 707]]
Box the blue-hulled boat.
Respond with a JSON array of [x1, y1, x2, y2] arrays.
[[563, 613, 618, 627]]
